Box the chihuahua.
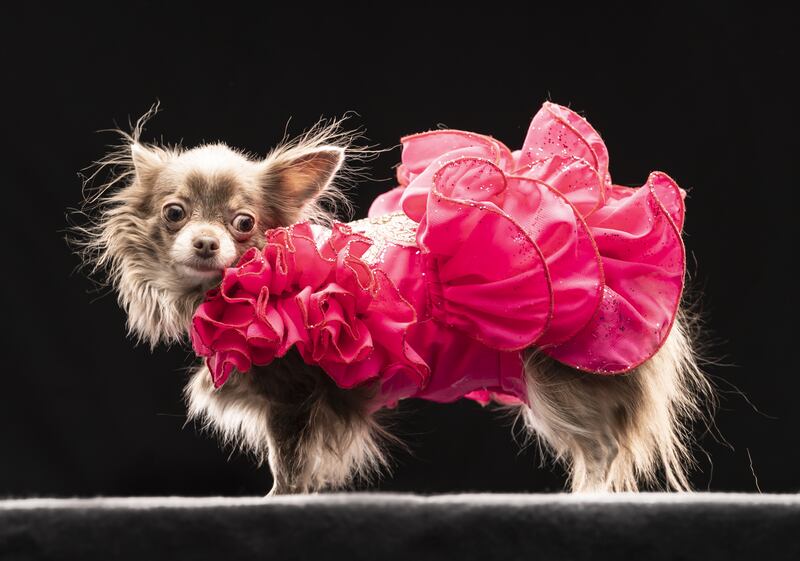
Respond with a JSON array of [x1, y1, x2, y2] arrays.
[[75, 110, 714, 494]]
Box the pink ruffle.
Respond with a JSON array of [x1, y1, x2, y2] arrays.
[[368, 101, 685, 375], [545, 172, 685, 372], [191, 223, 428, 390], [417, 158, 554, 350]]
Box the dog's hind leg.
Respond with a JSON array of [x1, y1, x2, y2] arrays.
[[518, 314, 713, 492]]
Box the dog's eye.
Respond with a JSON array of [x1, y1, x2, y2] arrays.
[[232, 214, 255, 233], [163, 204, 186, 223]]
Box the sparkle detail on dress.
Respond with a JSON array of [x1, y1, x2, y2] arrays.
[[348, 211, 419, 265]]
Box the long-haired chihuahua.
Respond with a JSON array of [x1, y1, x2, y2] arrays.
[[73, 108, 715, 495]]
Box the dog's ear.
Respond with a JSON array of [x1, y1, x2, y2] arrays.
[[131, 142, 168, 184], [264, 146, 345, 205]]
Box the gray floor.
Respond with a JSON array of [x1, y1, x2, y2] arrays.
[[2, 493, 799, 560]]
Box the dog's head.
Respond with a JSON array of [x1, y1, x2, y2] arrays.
[[75, 119, 347, 347]]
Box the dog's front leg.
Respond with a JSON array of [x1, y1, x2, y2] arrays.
[[262, 398, 317, 495], [255, 351, 389, 495], [186, 350, 389, 495], [185, 361, 320, 495]]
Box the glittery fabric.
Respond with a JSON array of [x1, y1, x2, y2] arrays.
[[347, 212, 418, 265], [192, 102, 686, 407]]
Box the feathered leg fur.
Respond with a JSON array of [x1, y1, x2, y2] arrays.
[[519, 312, 714, 492], [185, 349, 388, 494], [187, 312, 712, 494]]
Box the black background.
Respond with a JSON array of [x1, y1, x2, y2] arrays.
[[2, 3, 795, 496]]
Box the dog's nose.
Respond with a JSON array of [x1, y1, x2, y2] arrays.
[[193, 236, 220, 258]]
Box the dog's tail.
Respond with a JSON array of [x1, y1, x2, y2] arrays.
[[519, 311, 715, 491]]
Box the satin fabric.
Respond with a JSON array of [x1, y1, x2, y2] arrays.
[[192, 103, 686, 407]]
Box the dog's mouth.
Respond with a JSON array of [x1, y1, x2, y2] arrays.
[[174, 259, 229, 282], [187, 262, 222, 273]]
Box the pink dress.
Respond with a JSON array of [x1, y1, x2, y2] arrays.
[[191, 103, 686, 409]]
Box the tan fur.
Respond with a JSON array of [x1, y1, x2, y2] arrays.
[[185, 351, 391, 494], [520, 312, 715, 492]]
